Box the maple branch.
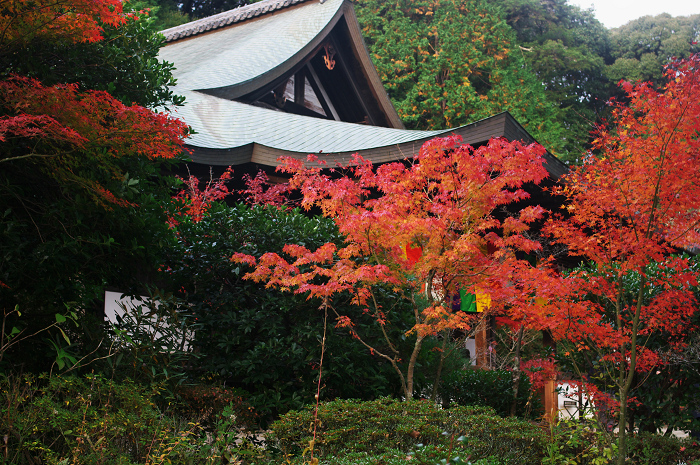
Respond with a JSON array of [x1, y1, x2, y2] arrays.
[[0, 1, 83, 54], [9, 187, 45, 243], [328, 303, 408, 397], [369, 290, 399, 357], [644, 98, 688, 241], [0, 152, 60, 163], [666, 216, 700, 246]]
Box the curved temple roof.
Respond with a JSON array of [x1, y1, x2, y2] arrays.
[[160, 0, 343, 98], [160, 0, 567, 178]]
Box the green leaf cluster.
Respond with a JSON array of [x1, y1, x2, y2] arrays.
[[439, 368, 540, 418], [270, 397, 546, 464], [355, 0, 567, 157]]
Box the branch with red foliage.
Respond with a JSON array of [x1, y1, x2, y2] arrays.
[[239, 170, 292, 207], [171, 167, 234, 223], [0, 0, 125, 52], [0, 75, 188, 207], [232, 135, 552, 398], [239, 135, 550, 321]]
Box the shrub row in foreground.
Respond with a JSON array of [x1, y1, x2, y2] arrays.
[[269, 397, 546, 464]]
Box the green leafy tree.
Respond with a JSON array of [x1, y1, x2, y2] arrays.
[[1, 5, 184, 109], [0, 1, 187, 373], [135, 0, 256, 29], [355, 0, 567, 156], [495, 0, 614, 162], [608, 14, 700, 87]]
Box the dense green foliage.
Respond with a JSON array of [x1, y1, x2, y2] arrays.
[[355, 0, 568, 157], [494, 0, 613, 160], [163, 203, 417, 420], [608, 14, 700, 87], [271, 397, 547, 464], [1, 374, 198, 465], [625, 432, 700, 465], [544, 419, 700, 465], [439, 368, 540, 418], [0, 3, 185, 373], [0, 373, 263, 465]]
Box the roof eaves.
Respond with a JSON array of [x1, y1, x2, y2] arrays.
[[161, 0, 313, 42]]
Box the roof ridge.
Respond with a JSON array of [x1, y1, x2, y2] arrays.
[[161, 0, 313, 42]]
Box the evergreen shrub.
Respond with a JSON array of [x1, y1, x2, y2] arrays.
[[0, 374, 216, 465], [269, 397, 545, 464], [439, 368, 541, 418], [626, 432, 700, 465]]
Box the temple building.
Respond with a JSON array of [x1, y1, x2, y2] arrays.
[[158, 0, 566, 416], [158, 0, 566, 181]]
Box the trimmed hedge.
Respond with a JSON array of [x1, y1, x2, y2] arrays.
[[626, 432, 700, 465], [269, 397, 546, 464], [440, 368, 541, 418]]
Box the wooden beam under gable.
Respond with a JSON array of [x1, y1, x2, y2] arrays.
[[306, 62, 341, 121]]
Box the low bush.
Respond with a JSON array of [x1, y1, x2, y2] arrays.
[[542, 418, 617, 464], [439, 368, 541, 418], [0, 373, 251, 465], [269, 397, 546, 464], [542, 418, 700, 465], [281, 445, 505, 465], [174, 382, 257, 429], [626, 432, 700, 465]]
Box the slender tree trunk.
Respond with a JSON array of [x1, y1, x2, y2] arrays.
[[510, 325, 525, 417], [616, 274, 645, 465], [405, 334, 425, 400], [430, 331, 450, 402]]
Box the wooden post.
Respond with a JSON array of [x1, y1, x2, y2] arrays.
[[475, 317, 489, 368], [543, 377, 558, 422]]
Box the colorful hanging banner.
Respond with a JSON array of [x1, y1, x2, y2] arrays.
[[475, 289, 491, 312], [403, 243, 422, 266]]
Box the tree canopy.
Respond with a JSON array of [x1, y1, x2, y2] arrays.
[[0, 0, 187, 372], [608, 14, 700, 87], [494, 0, 613, 161], [544, 54, 700, 462], [354, 0, 568, 157], [234, 136, 551, 399]]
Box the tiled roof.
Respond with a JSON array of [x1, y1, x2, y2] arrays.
[[159, 0, 344, 96], [159, 0, 567, 178], [171, 90, 568, 178], [175, 90, 443, 153], [161, 0, 313, 42]]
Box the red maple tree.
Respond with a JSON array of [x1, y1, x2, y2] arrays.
[[0, 75, 189, 208], [544, 54, 700, 462], [233, 135, 551, 399], [0, 0, 124, 50]]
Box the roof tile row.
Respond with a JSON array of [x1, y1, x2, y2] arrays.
[[161, 0, 312, 42]]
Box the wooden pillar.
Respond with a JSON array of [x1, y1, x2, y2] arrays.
[[543, 377, 558, 422], [475, 317, 489, 368]]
